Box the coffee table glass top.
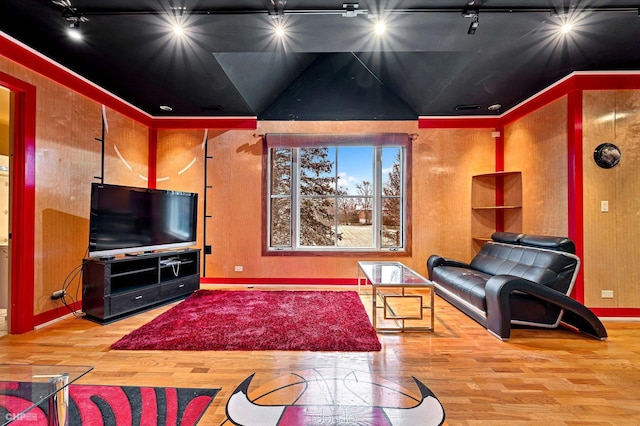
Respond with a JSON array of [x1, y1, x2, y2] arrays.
[[0, 364, 93, 425], [357, 261, 430, 285]]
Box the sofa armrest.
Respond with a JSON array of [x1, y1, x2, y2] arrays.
[[426, 255, 472, 280], [484, 275, 607, 341]]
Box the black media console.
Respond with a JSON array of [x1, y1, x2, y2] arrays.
[[82, 249, 200, 323]]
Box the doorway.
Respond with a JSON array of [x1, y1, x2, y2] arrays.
[[0, 86, 8, 336]]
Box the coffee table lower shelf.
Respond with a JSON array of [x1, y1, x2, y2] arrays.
[[357, 261, 435, 333]]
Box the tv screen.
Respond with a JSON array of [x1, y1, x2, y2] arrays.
[[88, 183, 198, 258]]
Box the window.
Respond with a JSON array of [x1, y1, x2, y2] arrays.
[[264, 133, 411, 253]]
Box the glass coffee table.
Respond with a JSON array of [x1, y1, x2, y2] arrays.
[[357, 261, 435, 332], [0, 364, 93, 425]]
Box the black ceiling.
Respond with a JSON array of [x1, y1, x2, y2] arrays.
[[1, 1, 639, 120]]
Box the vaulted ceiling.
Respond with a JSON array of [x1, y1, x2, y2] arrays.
[[1, 1, 639, 120]]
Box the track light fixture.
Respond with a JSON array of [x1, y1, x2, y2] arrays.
[[463, 8, 479, 35], [468, 15, 479, 34]]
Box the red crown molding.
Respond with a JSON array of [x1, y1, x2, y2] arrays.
[[1, 31, 258, 130], [418, 116, 500, 129], [152, 117, 258, 130], [0, 32, 153, 126], [419, 72, 640, 129]]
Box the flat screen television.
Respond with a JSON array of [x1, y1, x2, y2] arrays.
[[88, 183, 198, 258]]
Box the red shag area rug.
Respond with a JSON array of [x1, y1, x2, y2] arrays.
[[0, 382, 218, 425], [111, 290, 381, 351]]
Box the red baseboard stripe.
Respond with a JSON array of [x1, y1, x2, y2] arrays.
[[201, 277, 358, 286], [591, 307, 640, 318], [34, 301, 82, 327]]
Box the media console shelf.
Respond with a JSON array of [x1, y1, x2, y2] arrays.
[[82, 249, 200, 324]]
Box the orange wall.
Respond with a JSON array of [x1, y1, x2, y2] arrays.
[[504, 97, 569, 236], [0, 56, 148, 316], [156, 122, 495, 280]]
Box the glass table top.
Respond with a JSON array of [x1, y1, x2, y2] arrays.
[[0, 364, 93, 425], [358, 261, 432, 286]]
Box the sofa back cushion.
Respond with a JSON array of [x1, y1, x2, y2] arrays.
[[470, 242, 579, 294]]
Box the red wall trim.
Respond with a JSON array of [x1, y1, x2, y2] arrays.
[[201, 277, 358, 286], [152, 117, 258, 130], [591, 308, 640, 317], [1, 32, 259, 131], [33, 301, 82, 327], [567, 90, 585, 303], [0, 32, 153, 126], [421, 72, 640, 130], [418, 116, 499, 129], [0, 71, 36, 334]]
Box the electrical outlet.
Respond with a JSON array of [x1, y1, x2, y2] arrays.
[[234, 265, 243, 272], [601, 200, 609, 212], [601, 290, 614, 299], [51, 290, 65, 300]]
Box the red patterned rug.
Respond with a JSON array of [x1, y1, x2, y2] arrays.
[[0, 382, 218, 425], [111, 290, 381, 351]]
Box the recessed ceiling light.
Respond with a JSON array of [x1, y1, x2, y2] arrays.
[[159, 105, 173, 112], [374, 21, 386, 36], [488, 104, 502, 111]]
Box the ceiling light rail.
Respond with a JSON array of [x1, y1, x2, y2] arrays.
[[54, 5, 640, 17]]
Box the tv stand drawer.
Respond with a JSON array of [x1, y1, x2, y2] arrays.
[[160, 277, 199, 300], [108, 286, 160, 317]]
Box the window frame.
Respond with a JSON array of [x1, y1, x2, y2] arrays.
[[262, 133, 412, 256]]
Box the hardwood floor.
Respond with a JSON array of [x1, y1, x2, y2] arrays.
[[1, 285, 639, 425]]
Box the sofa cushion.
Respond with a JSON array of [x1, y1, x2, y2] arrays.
[[430, 266, 492, 311], [520, 234, 576, 254], [470, 242, 577, 294]]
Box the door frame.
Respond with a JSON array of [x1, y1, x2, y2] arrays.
[[0, 71, 36, 334]]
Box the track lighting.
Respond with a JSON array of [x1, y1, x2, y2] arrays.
[[67, 18, 82, 40], [463, 8, 479, 35], [467, 15, 479, 35]]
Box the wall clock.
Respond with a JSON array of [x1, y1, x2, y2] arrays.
[[593, 143, 621, 169]]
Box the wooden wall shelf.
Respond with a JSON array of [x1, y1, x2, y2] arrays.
[[471, 171, 522, 245]]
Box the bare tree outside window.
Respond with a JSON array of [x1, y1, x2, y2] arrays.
[[355, 180, 373, 225]]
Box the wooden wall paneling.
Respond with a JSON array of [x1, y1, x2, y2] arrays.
[[504, 98, 569, 237], [205, 129, 261, 278], [613, 91, 640, 308], [583, 90, 640, 308], [582, 91, 620, 307], [102, 109, 148, 186], [156, 129, 206, 266], [415, 129, 495, 264], [34, 86, 102, 315]]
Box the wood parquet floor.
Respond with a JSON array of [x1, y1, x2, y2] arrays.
[[1, 285, 639, 425]]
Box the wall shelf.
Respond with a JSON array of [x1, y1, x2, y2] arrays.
[[471, 171, 522, 244]]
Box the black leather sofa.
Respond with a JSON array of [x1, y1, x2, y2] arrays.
[[427, 232, 607, 340]]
